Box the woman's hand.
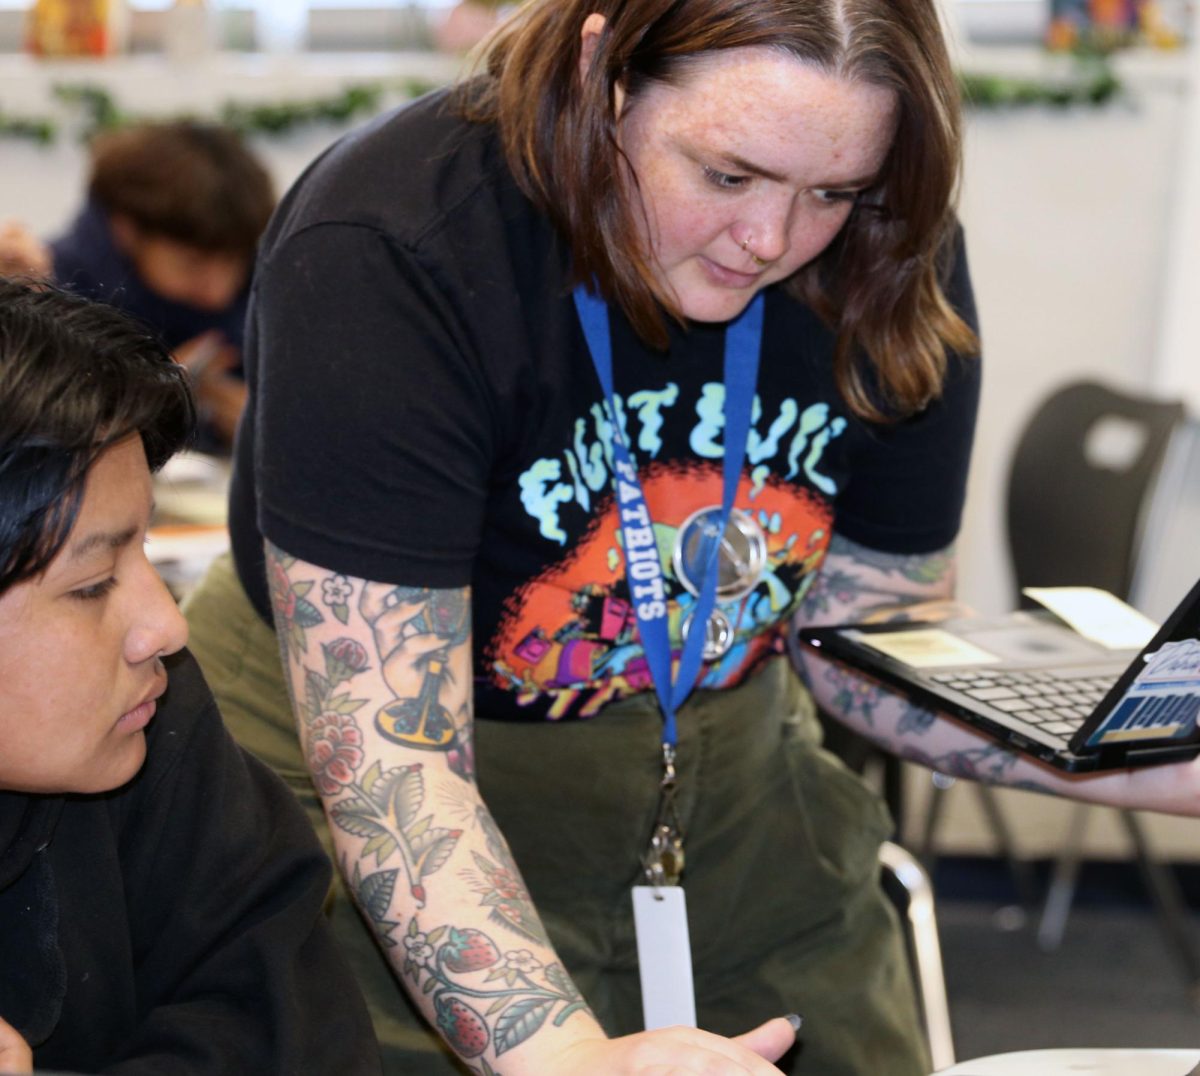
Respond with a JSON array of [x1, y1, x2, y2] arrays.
[[547, 1016, 798, 1074], [1057, 753, 1200, 817], [0, 1014, 32, 1075]]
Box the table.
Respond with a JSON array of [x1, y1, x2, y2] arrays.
[[150, 451, 231, 600], [935, 1048, 1200, 1075]]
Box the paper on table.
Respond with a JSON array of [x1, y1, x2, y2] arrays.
[[1022, 586, 1160, 650], [153, 451, 231, 527]]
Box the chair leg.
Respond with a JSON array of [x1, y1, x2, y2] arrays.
[[915, 774, 950, 871], [1119, 810, 1200, 1010], [880, 840, 956, 1072], [914, 778, 1040, 918], [1037, 801, 1090, 951], [973, 784, 1042, 913]]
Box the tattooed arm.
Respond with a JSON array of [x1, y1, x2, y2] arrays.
[[267, 543, 797, 1074], [792, 533, 1200, 815]]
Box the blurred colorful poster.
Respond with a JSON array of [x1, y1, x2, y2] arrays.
[[1046, 0, 1187, 49], [27, 0, 122, 57]]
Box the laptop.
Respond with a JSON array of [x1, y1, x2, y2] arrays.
[[797, 576, 1200, 772]]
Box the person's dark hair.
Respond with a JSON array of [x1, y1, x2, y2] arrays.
[[87, 121, 275, 262], [0, 279, 195, 598], [461, 0, 978, 420]]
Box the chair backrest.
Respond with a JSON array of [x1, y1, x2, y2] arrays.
[[1005, 381, 1186, 605]]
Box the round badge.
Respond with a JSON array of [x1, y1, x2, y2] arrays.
[[672, 506, 767, 601], [680, 605, 735, 661]]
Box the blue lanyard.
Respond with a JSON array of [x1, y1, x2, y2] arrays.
[[572, 285, 764, 747]]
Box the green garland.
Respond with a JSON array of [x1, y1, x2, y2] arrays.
[[0, 60, 1121, 145], [0, 110, 56, 144], [960, 58, 1121, 109], [60, 78, 439, 140], [3, 78, 440, 145]]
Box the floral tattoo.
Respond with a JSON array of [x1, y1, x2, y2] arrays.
[[321, 573, 354, 625], [293, 630, 463, 909], [269, 552, 325, 661], [402, 918, 589, 1060], [268, 548, 590, 1064]]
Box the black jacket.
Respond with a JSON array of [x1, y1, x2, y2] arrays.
[[0, 650, 381, 1075]]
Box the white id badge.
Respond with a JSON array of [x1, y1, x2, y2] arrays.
[[631, 885, 697, 1029]]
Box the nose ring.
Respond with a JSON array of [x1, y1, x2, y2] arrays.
[[741, 237, 767, 269]]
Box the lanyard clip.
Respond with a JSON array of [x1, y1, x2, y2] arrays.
[[643, 742, 684, 888], [660, 742, 677, 790]]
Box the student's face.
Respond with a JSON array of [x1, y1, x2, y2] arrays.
[[613, 46, 898, 323], [0, 436, 188, 794], [116, 221, 249, 312]]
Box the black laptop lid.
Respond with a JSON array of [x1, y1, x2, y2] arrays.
[[1073, 575, 1200, 759]]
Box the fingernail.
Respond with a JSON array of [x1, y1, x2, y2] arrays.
[[784, 1012, 803, 1034]]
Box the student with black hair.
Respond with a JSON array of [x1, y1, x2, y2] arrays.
[[0, 279, 381, 1075]]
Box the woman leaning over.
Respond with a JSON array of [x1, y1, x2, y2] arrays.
[[184, 1, 1104, 1073]]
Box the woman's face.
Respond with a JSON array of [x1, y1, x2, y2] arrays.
[[615, 47, 898, 323]]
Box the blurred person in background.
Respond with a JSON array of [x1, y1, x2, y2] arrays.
[[0, 120, 274, 453]]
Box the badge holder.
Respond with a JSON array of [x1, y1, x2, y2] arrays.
[[632, 743, 697, 1029]]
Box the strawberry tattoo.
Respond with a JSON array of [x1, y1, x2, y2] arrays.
[[437, 996, 490, 1058], [441, 927, 500, 973], [404, 918, 592, 1061]]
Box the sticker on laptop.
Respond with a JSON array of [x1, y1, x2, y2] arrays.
[[1086, 639, 1200, 747]]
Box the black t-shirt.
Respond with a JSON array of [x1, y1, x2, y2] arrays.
[[230, 88, 981, 723]]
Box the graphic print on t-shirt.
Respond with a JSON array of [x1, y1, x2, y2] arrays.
[[487, 461, 834, 720]]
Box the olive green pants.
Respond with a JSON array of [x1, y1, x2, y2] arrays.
[[184, 553, 928, 1075]]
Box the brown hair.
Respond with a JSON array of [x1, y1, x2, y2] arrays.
[[87, 121, 275, 263], [461, 0, 978, 420]]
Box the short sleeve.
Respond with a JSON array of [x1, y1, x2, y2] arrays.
[[832, 226, 982, 554], [252, 221, 494, 587]]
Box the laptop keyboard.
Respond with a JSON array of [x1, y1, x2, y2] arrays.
[[929, 667, 1123, 737]]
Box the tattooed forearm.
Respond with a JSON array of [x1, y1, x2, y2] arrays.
[[266, 544, 601, 1068], [821, 661, 886, 726], [401, 917, 589, 1060], [896, 701, 936, 736], [825, 536, 955, 581], [797, 534, 957, 626], [897, 742, 1021, 784], [807, 653, 1066, 798]]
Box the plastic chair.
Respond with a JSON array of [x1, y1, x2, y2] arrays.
[[880, 840, 956, 1071], [1005, 380, 1185, 604], [1000, 380, 1200, 1003], [933, 1047, 1200, 1075]]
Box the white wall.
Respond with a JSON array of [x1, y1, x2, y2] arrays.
[[0, 52, 460, 234], [1153, 17, 1200, 410], [955, 58, 1188, 616]]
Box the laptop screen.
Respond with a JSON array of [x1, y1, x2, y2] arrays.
[[1083, 639, 1200, 749], [1079, 578, 1200, 751]]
